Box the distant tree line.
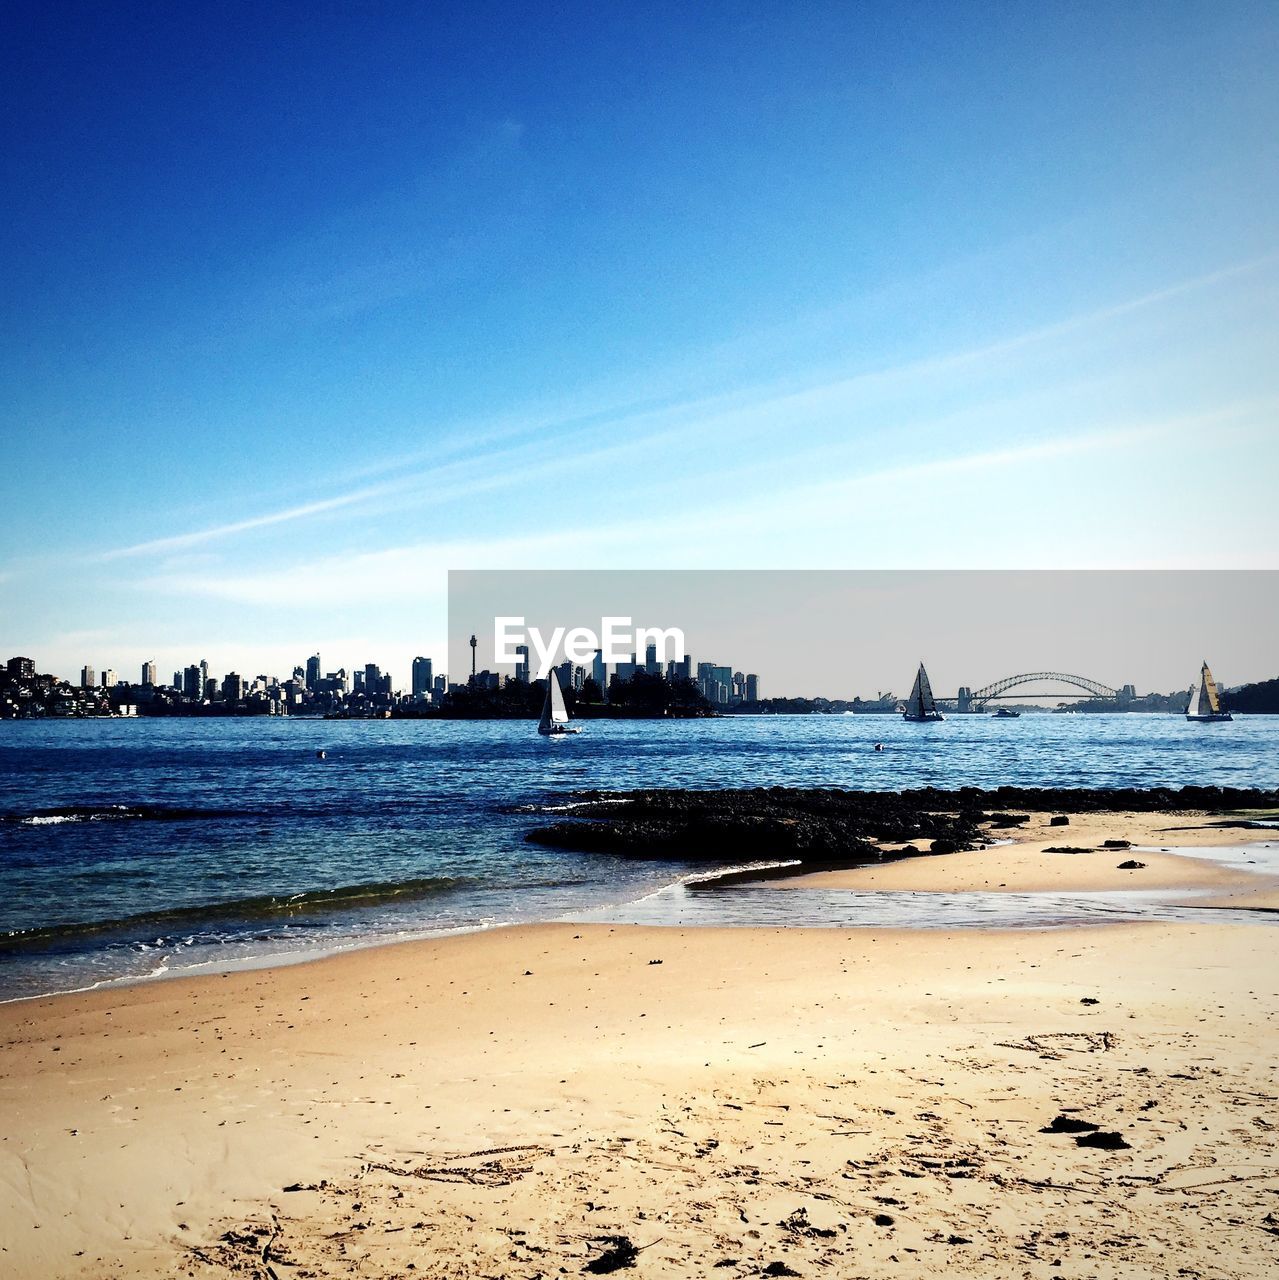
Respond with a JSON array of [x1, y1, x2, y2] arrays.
[[1223, 678, 1279, 715]]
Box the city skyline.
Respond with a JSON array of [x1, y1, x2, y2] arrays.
[[2, 7, 1278, 676]]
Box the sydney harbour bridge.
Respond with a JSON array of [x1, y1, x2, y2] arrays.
[[949, 672, 1124, 713]]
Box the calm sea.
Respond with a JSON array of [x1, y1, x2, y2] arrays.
[[2, 714, 1277, 1000]]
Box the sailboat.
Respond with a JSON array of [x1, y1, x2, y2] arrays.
[[1185, 660, 1232, 722], [538, 668, 581, 736], [902, 662, 945, 722]]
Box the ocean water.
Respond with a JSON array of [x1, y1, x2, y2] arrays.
[[2, 714, 1277, 1000]]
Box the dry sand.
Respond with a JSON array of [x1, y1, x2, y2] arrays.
[[2, 820, 1279, 1279]]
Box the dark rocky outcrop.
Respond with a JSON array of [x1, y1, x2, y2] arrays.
[[521, 785, 1279, 867]]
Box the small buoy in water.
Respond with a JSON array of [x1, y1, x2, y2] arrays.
[[873, 742, 884, 752], [316, 750, 326, 760]]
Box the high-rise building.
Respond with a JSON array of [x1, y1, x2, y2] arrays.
[[173, 671, 183, 690], [644, 643, 660, 675], [745, 674, 760, 702], [514, 645, 530, 683], [412, 656, 433, 700], [364, 663, 381, 696], [591, 649, 607, 690], [222, 672, 246, 702], [80, 665, 95, 688], [668, 655, 693, 682], [305, 654, 321, 691], [141, 661, 157, 687], [433, 674, 447, 698], [102, 669, 117, 688], [7, 657, 35, 680], [183, 665, 202, 698], [414, 660, 435, 701]]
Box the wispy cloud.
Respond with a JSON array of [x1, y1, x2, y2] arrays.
[[131, 406, 1250, 605], [94, 249, 1279, 565]]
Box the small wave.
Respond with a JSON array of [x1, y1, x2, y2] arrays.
[[1, 876, 473, 953], [512, 798, 635, 814], [4, 803, 251, 826]]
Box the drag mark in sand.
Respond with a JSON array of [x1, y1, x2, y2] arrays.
[[183, 1029, 1279, 1279]]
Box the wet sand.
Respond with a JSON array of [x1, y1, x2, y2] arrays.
[[768, 809, 1279, 899], [2, 822, 1279, 1278]]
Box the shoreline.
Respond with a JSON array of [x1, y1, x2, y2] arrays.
[[5, 807, 1279, 1006], [3, 815, 1279, 1277]]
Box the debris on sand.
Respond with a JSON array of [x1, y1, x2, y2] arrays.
[[583, 1234, 640, 1273], [1040, 1115, 1101, 1134], [1075, 1130, 1131, 1150], [1117, 859, 1147, 870], [1102, 839, 1132, 849]]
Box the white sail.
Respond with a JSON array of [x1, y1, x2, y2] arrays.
[[538, 669, 572, 733], [1186, 679, 1202, 718]]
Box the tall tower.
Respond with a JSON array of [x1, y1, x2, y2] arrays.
[[469, 634, 478, 683], [81, 664, 95, 689], [141, 660, 157, 687], [305, 654, 321, 692]]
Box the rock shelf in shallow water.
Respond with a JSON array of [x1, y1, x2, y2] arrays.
[[522, 784, 1279, 866]]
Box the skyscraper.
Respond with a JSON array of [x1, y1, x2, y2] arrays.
[[515, 645, 530, 683], [183, 665, 202, 698], [412, 656, 433, 700], [102, 669, 117, 688], [141, 660, 157, 687], [591, 648, 607, 690], [305, 654, 321, 692], [80, 664, 95, 688]]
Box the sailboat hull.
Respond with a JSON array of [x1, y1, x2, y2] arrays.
[[538, 723, 582, 735], [902, 712, 945, 722], [1186, 713, 1233, 722]]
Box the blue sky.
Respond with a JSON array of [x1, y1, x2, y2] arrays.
[[2, 2, 1277, 685]]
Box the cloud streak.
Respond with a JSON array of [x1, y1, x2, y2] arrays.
[[131, 405, 1252, 605], [95, 249, 1279, 564]]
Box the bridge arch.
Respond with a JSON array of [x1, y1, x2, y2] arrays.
[[966, 671, 1118, 711]]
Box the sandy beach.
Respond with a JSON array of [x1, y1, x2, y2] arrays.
[[3, 813, 1279, 1279], [771, 809, 1279, 900]]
